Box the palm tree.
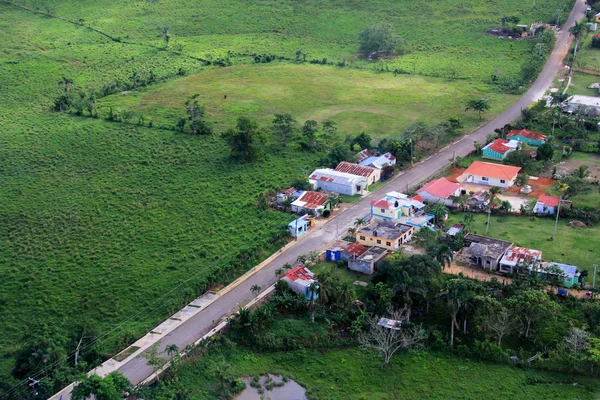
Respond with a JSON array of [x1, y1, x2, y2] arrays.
[[569, 21, 589, 57], [499, 200, 511, 214], [465, 98, 490, 120], [336, 281, 356, 311], [573, 165, 590, 179], [460, 213, 475, 232], [354, 217, 365, 228], [275, 268, 284, 277], [161, 26, 171, 49], [347, 227, 357, 237], [58, 76, 74, 95], [307, 282, 319, 323], [439, 278, 480, 347], [316, 269, 336, 307], [283, 263, 293, 270], [552, 183, 569, 240], [428, 244, 453, 269], [165, 344, 179, 357], [488, 186, 501, 204], [426, 203, 448, 225], [250, 284, 261, 294]]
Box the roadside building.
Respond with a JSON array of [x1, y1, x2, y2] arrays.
[[348, 246, 388, 274], [539, 262, 580, 287], [416, 177, 462, 206], [460, 161, 521, 188], [291, 190, 329, 216], [499, 246, 542, 274], [356, 220, 415, 251], [534, 194, 560, 215], [281, 265, 318, 300], [335, 161, 381, 186], [326, 241, 368, 262], [482, 138, 519, 160], [562, 95, 600, 116], [447, 224, 464, 237], [359, 152, 397, 169], [309, 169, 368, 196], [276, 187, 296, 205], [507, 129, 547, 146], [288, 215, 312, 238], [370, 191, 435, 230], [463, 234, 513, 271]]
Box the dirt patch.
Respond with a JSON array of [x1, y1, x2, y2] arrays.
[[506, 176, 556, 198], [549, 157, 600, 181], [446, 168, 465, 183]]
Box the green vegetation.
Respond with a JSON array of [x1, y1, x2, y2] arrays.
[[567, 72, 600, 96], [447, 212, 600, 269]]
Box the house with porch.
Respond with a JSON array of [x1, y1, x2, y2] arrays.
[[335, 161, 381, 186], [309, 169, 368, 196], [482, 138, 519, 160], [348, 246, 388, 275], [416, 177, 462, 206], [356, 220, 415, 251], [460, 161, 521, 188], [291, 190, 329, 216], [370, 191, 435, 230], [539, 262, 580, 287], [507, 129, 547, 146], [499, 246, 542, 274], [463, 234, 513, 271], [281, 266, 318, 300]]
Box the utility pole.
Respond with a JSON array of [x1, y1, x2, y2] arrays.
[[552, 197, 563, 240], [485, 207, 491, 235]]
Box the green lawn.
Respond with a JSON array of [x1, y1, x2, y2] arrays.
[[447, 212, 600, 271], [574, 34, 600, 73], [567, 71, 600, 97], [170, 346, 600, 400], [96, 63, 519, 139]]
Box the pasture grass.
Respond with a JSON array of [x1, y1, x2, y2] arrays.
[[574, 34, 600, 73], [172, 345, 600, 400], [447, 212, 600, 271], [567, 71, 600, 96]]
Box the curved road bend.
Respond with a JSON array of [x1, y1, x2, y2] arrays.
[[60, 0, 588, 389]]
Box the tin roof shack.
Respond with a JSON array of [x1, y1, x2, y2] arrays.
[[539, 262, 580, 288], [348, 246, 388, 275], [464, 234, 513, 271], [359, 153, 397, 169], [291, 191, 329, 216], [377, 317, 402, 330], [356, 220, 415, 252], [447, 224, 464, 237], [326, 241, 368, 262], [482, 139, 519, 161], [499, 246, 542, 274], [276, 187, 297, 205], [466, 190, 490, 210], [288, 215, 313, 238], [507, 129, 547, 146], [335, 161, 381, 186], [281, 265, 318, 300]]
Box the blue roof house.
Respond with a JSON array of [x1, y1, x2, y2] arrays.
[[288, 215, 309, 238], [540, 262, 580, 287]]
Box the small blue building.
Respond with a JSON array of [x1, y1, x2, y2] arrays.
[[288, 215, 309, 238]]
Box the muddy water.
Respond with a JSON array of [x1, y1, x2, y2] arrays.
[[235, 374, 307, 400]]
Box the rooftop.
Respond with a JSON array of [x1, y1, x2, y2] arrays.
[[484, 138, 519, 155], [500, 246, 542, 267], [417, 177, 461, 199], [283, 265, 316, 284], [309, 169, 368, 186], [356, 149, 372, 162], [464, 234, 513, 260], [537, 194, 560, 207], [463, 161, 521, 180], [356, 246, 388, 262], [327, 241, 368, 257], [447, 224, 464, 236], [358, 221, 413, 240], [292, 191, 328, 210], [566, 95, 600, 107], [370, 191, 425, 211], [359, 153, 396, 169], [377, 317, 402, 330], [541, 262, 578, 279], [507, 129, 547, 142], [335, 161, 378, 178]]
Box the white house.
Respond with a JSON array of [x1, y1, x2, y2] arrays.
[[460, 161, 521, 188], [335, 161, 381, 186], [534, 194, 560, 215], [499, 246, 542, 274], [281, 265, 318, 300], [309, 169, 368, 196], [359, 152, 397, 169], [416, 177, 462, 206]]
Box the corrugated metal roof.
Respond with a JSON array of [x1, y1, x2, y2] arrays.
[[335, 161, 377, 178], [507, 129, 547, 142], [309, 169, 368, 186]]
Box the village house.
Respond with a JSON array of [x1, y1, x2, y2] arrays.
[[447, 224, 464, 237], [325, 241, 368, 262], [539, 262, 580, 288], [466, 190, 490, 209], [309, 168, 368, 196], [276, 187, 296, 205], [507, 129, 547, 146], [416, 177, 462, 206], [482, 138, 519, 161], [356, 220, 415, 251], [348, 246, 388, 275], [335, 161, 381, 186], [463, 234, 513, 271], [370, 191, 435, 230], [562, 95, 600, 116], [291, 190, 329, 216], [534, 194, 560, 215], [499, 246, 542, 274], [288, 215, 313, 238], [460, 161, 521, 188], [356, 149, 372, 163], [359, 152, 397, 169], [281, 265, 318, 300]]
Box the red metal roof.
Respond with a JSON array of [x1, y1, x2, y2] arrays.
[[417, 177, 461, 199], [283, 265, 315, 282], [538, 194, 560, 207], [488, 138, 513, 155], [335, 161, 377, 178], [463, 161, 521, 180], [345, 242, 368, 256], [371, 199, 391, 208], [502, 246, 542, 263], [412, 195, 424, 202], [507, 129, 547, 142], [283, 187, 296, 196], [297, 191, 328, 210]]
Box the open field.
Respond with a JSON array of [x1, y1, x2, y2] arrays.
[[167, 345, 600, 400], [573, 34, 600, 73], [567, 71, 600, 96], [96, 63, 520, 138], [447, 212, 600, 270]]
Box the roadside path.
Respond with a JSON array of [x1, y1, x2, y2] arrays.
[[49, 0, 587, 397]]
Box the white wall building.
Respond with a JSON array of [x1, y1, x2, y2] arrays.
[[309, 169, 368, 196]]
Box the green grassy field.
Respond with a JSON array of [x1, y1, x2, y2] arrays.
[[447, 212, 600, 270], [567, 71, 600, 96], [573, 34, 600, 73], [96, 63, 519, 138], [0, 0, 578, 387], [170, 345, 600, 399]]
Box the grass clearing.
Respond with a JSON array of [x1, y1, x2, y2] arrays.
[[567, 71, 600, 96]]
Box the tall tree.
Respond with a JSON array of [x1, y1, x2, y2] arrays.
[[488, 186, 501, 204], [465, 98, 490, 120], [272, 113, 296, 146], [439, 277, 481, 347], [322, 119, 338, 139], [427, 244, 453, 269], [160, 26, 171, 49], [72, 372, 132, 400], [224, 116, 267, 163], [425, 203, 448, 225], [506, 290, 558, 338], [301, 120, 318, 149], [185, 98, 212, 135], [569, 21, 589, 57], [359, 22, 407, 55], [58, 76, 74, 95]]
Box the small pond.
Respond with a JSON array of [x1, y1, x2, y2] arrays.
[[235, 374, 307, 400]]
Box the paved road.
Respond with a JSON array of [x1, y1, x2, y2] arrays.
[[95, 0, 590, 387]]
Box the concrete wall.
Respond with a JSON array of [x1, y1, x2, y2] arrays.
[[312, 180, 362, 196], [465, 174, 514, 188], [348, 258, 375, 274]]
